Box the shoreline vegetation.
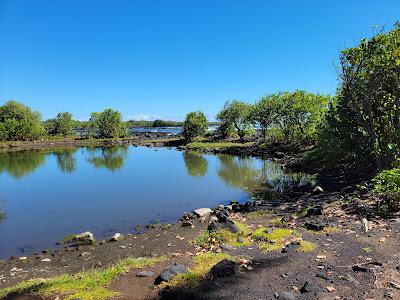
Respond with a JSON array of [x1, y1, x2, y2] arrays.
[[0, 24, 399, 299]]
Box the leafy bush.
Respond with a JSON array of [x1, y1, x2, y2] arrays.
[[373, 160, 400, 204], [0, 100, 46, 141], [89, 109, 128, 138], [182, 111, 208, 142]]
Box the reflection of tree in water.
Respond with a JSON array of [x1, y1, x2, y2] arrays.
[[217, 155, 261, 190], [0, 205, 6, 224], [53, 148, 78, 173], [217, 155, 315, 200], [86, 146, 128, 171], [183, 151, 208, 177], [0, 150, 46, 178]]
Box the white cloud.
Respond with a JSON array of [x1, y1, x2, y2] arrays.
[[128, 113, 162, 121]]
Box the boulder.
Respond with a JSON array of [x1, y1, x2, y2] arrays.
[[193, 208, 212, 218], [61, 231, 96, 246], [208, 219, 239, 233], [181, 221, 193, 227], [303, 221, 327, 231], [305, 206, 323, 217], [155, 263, 188, 284], [210, 259, 238, 277]]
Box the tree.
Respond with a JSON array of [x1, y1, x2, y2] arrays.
[[182, 111, 208, 142], [319, 23, 400, 170], [53, 112, 74, 137], [250, 95, 278, 140], [217, 100, 252, 141], [0, 100, 45, 141], [90, 109, 128, 138]]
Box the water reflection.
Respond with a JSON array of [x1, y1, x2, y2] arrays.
[[86, 146, 128, 171], [0, 204, 6, 224], [217, 155, 315, 198], [0, 150, 46, 178], [183, 151, 208, 177], [217, 155, 260, 189], [53, 148, 78, 173]]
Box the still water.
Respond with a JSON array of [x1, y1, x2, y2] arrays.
[[0, 146, 313, 258]]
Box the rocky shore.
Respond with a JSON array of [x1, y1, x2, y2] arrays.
[[0, 137, 399, 299]]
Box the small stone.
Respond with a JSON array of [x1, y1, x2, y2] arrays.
[[79, 252, 91, 258], [109, 233, 124, 242], [220, 244, 235, 251], [155, 263, 188, 284], [326, 286, 336, 292], [312, 186, 324, 195], [41, 258, 51, 262], [181, 221, 193, 227], [19, 257, 27, 261], [136, 271, 155, 277], [193, 208, 212, 218], [278, 291, 296, 300]]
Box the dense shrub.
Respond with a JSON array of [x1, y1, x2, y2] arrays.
[[0, 100, 45, 141], [89, 109, 128, 138], [182, 111, 208, 142]]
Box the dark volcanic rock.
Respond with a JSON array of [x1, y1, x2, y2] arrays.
[[211, 259, 238, 277], [316, 272, 333, 282], [278, 291, 296, 299], [155, 263, 188, 284], [303, 221, 327, 231], [208, 219, 239, 233], [305, 206, 323, 217], [281, 241, 300, 253]]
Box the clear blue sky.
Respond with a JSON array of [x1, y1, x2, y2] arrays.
[[0, 0, 399, 121]]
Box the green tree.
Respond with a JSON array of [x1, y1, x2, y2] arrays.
[[217, 100, 252, 142], [0, 101, 45, 141], [53, 112, 74, 137], [250, 95, 279, 140], [319, 23, 400, 170], [182, 111, 208, 142], [90, 109, 128, 138]]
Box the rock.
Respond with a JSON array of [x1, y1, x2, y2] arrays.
[[182, 212, 195, 220], [282, 241, 300, 253], [220, 244, 236, 251], [79, 252, 91, 258], [312, 186, 324, 195], [316, 272, 333, 282], [352, 265, 370, 272], [278, 291, 296, 300], [109, 233, 124, 242], [41, 258, 51, 262], [304, 221, 327, 231], [136, 271, 155, 277], [208, 219, 239, 233], [305, 206, 323, 217], [210, 216, 218, 222], [229, 200, 239, 205], [193, 208, 212, 218], [62, 231, 96, 246], [210, 259, 238, 277], [181, 221, 193, 227], [300, 281, 314, 294], [274, 151, 285, 159], [155, 263, 188, 284]]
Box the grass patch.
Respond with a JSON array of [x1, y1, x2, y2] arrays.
[[186, 141, 254, 150], [163, 252, 234, 288], [297, 240, 317, 252], [193, 221, 252, 248], [0, 256, 166, 300], [252, 228, 301, 253], [269, 217, 284, 227]]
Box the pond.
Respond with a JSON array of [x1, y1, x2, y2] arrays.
[[0, 146, 314, 258]]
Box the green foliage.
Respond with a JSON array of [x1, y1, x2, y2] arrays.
[[0, 256, 166, 300], [53, 112, 74, 137], [0, 101, 45, 141], [0, 150, 46, 178], [89, 109, 128, 138], [318, 23, 400, 169], [86, 146, 128, 171], [373, 159, 400, 204], [217, 100, 252, 141], [182, 111, 208, 142]]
